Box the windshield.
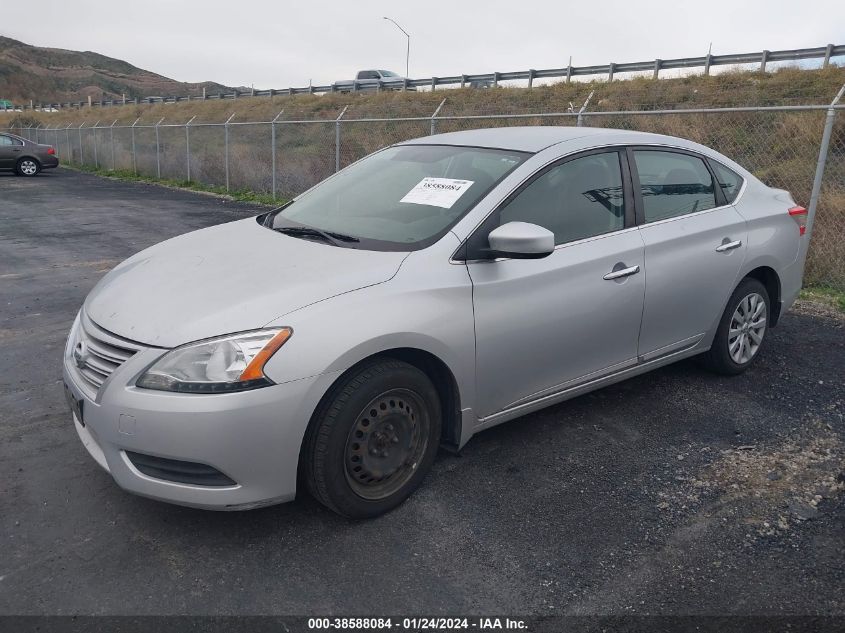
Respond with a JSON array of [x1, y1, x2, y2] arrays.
[[379, 70, 400, 77], [267, 145, 527, 251]]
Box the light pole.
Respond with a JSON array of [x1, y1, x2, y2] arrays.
[[383, 16, 410, 78]]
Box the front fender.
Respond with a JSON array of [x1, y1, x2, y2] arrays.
[[260, 246, 477, 418]]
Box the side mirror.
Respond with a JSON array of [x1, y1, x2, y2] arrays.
[[486, 222, 555, 259]]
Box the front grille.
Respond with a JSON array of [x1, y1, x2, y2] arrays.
[[70, 314, 142, 396], [125, 451, 237, 487]]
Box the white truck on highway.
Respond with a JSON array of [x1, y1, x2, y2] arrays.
[[333, 70, 414, 92]]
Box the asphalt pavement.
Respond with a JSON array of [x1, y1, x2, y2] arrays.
[[0, 169, 843, 617]]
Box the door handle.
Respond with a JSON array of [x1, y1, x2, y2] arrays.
[[603, 264, 640, 280], [715, 239, 742, 252]]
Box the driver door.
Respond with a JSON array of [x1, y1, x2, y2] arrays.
[[466, 149, 646, 419]]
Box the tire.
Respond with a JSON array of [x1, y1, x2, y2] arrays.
[[702, 278, 770, 375], [16, 157, 41, 177], [302, 358, 441, 519]]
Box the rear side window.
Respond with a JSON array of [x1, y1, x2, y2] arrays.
[[499, 151, 625, 245], [0, 135, 15, 146], [633, 150, 716, 223], [710, 160, 744, 203]]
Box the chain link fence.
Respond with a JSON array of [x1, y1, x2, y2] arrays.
[[8, 98, 845, 290]]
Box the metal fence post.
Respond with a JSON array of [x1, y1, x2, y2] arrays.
[[806, 84, 845, 241], [35, 125, 40, 144], [823, 43, 834, 68], [155, 117, 165, 178], [224, 113, 235, 191], [92, 121, 100, 168], [430, 98, 446, 135], [185, 116, 196, 181], [271, 109, 284, 199], [110, 119, 117, 170], [130, 118, 140, 175], [335, 106, 348, 173], [576, 90, 594, 127], [65, 124, 71, 163], [78, 122, 85, 164]]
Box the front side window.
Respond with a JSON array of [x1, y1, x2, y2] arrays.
[[268, 145, 526, 251], [710, 160, 744, 203], [633, 150, 717, 223], [498, 151, 626, 245]]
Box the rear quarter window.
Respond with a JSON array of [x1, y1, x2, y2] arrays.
[[709, 160, 744, 203]]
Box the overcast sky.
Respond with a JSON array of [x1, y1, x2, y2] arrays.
[[3, 0, 844, 88]]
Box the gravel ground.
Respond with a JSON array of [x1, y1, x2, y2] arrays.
[[0, 169, 843, 617]]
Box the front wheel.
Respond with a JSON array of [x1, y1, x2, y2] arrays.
[[16, 158, 41, 177], [702, 278, 770, 375], [302, 359, 441, 519]]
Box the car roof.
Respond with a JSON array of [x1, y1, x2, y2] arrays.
[[401, 126, 687, 154]]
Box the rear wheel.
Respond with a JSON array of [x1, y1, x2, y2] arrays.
[[302, 359, 441, 518], [702, 278, 770, 375], [16, 158, 40, 177]]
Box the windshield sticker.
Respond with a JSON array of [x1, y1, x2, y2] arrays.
[[400, 177, 475, 209]]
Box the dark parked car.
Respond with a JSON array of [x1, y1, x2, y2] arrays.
[[0, 132, 59, 176]]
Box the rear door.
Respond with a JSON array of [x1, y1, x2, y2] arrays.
[[631, 148, 747, 360]]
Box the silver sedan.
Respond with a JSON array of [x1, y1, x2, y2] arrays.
[[63, 127, 809, 518]]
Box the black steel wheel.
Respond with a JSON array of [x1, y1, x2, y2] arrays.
[[344, 388, 429, 500], [302, 358, 441, 519]]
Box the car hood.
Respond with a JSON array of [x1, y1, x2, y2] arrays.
[[84, 218, 408, 347]]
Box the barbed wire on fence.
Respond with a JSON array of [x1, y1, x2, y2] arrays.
[[6, 90, 845, 291]]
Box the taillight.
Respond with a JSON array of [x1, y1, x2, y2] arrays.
[[47, 147, 55, 155], [788, 206, 807, 236]]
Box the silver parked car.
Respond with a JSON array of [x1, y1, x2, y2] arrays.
[[0, 132, 59, 176], [63, 127, 809, 518]]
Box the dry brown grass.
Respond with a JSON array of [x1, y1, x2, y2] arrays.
[[14, 66, 845, 127]]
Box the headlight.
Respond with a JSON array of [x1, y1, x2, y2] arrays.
[[136, 328, 292, 393]]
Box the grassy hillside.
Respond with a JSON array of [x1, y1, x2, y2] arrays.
[[0, 36, 231, 103], [11, 65, 845, 126]]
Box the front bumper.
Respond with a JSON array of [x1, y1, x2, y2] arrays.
[[63, 318, 337, 510]]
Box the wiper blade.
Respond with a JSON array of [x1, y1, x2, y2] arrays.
[[323, 230, 359, 243], [275, 226, 339, 245], [275, 226, 359, 245]]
